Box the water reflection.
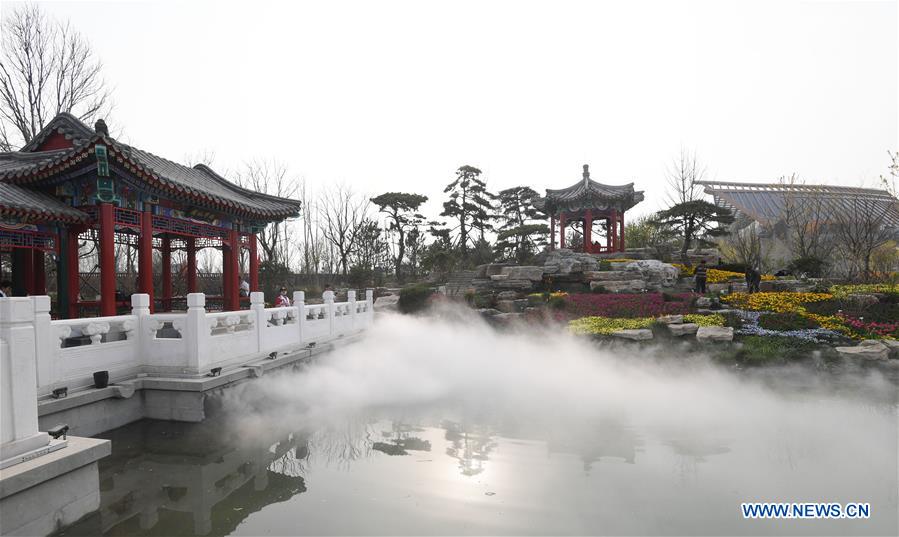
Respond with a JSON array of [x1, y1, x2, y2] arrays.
[[59, 418, 309, 536], [443, 421, 497, 476]]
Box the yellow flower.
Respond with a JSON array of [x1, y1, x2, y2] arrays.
[[683, 313, 726, 327], [830, 283, 899, 298], [721, 292, 832, 313], [569, 316, 655, 335]]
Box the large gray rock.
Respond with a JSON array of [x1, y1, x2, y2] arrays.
[[584, 270, 630, 281], [835, 340, 890, 361], [493, 312, 524, 323], [696, 326, 734, 343], [591, 280, 647, 293], [373, 294, 400, 311], [657, 314, 683, 325], [477, 308, 501, 316], [611, 329, 654, 341], [496, 291, 520, 301], [489, 274, 508, 281], [882, 339, 899, 358], [696, 297, 713, 308], [668, 323, 699, 336], [496, 299, 528, 313], [494, 279, 534, 290], [624, 260, 680, 289], [501, 266, 545, 281]]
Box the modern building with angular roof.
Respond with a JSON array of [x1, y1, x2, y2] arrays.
[[0, 113, 302, 317], [537, 164, 644, 253], [697, 180, 899, 228]]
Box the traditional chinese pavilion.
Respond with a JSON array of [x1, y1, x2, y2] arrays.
[[539, 164, 644, 253], [0, 113, 301, 317]]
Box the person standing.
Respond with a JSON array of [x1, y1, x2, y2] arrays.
[[747, 267, 762, 294], [0, 279, 11, 297], [275, 286, 291, 307], [694, 260, 708, 294]]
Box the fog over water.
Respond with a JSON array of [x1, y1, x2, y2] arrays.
[[216, 308, 898, 536]]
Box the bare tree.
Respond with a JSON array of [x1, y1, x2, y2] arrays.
[[319, 184, 370, 275], [233, 158, 301, 268], [666, 147, 704, 206], [0, 4, 111, 150], [881, 150, 898, 198], [831, 197, 897, 281], [722, 218, 771, 271], [778, 174, 832, 265]]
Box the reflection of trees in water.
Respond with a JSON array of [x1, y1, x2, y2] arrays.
[[268, 433, 310, 477], [545, 419, 641, 474], [443, 421, 497, 476], [666, 437, 732, 482], [305, 419, 378, 471], [373, 421, 432, 456]]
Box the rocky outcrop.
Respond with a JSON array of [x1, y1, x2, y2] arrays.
[[696, 326, 734, 343], [374, 294, 400, 312], [668, 323, 699, 336], [835, 340, 890, 361], [623, 260, 680, 289], [611, 329, 654, 341], [496, 299, 528, 313], [657, 314, 683, 325], [500, 266, 545, 281]]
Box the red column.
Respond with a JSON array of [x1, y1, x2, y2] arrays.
[[21, 250, 35, 295], [139, 209, 154, 311], [248, 233, 259, 291], [549, 215, 556, 250], [186, 237, 198, 293], [33, 250, 46, 295], [610, 209, 619, 252], [161, 236, 172, 311], [99, 202, 117, 316], [226, 227, 240, 310], [67, 226, 81, 318], [559, 213, 566, 249], [583, 210, 593, 253], [619, 212, 626, 252]]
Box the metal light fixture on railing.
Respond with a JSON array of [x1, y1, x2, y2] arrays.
[[208, 367, 222, 377], [48, 424, 69, 440], [51, 387, 68, 399]]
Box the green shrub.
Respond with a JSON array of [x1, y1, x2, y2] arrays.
[[591, 284, 607, 294], [598, 260, 612, 271], [787, 256, 828, 277], [758, 312, 820, 331], [398, 284, 433, 314], [736, 336, 817, 365], [548, 296, 567, 310]]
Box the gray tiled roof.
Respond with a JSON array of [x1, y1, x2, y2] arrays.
[[0, 114, 302, 220], [0, 182, 88, 222], [699, 181, 899, 228], [538, 165, 645, 214], [20, 112, 95, 152]]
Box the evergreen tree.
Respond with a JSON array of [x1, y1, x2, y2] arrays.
[[494, 186, 548, 263], [441, 165, 494, 261], [371, 192, 428, 280]]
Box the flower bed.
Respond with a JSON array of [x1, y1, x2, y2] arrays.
[[683, 313, 726, 327], [673, 264, 775, 283], [565, 292, 694, 319], [720, 292, 832, 313], [569, 316, 655, 335], [830, 283, 899, 298]]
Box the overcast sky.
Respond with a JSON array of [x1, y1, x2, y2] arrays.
[[6, 0, 898, 218]]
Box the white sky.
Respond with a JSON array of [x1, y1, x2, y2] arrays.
[[5, 0, 898, 218]]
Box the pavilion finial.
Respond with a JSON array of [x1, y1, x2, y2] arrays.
[[94, 119, 109, 136], [583, 164, 590, 179]]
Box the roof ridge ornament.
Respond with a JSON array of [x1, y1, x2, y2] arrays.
[[583, 164, 590, 189], [94, 119, 109, 136]]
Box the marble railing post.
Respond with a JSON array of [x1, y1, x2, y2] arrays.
[[183, 293, 208, 373], [31, 296, 55, 391], [131, 293, 151, 366], [325, 293, 335, 337], [293, 291, 305, 344], [250, 292, 265, 353], [366, 289, 374, 325], [0, 297, 50, 464], [348, 290, 357, 330]]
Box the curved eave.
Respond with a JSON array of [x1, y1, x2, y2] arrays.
[[1, 136, 301, 222]]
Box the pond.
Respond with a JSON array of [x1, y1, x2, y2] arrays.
[[57, 312, 898, 536]]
